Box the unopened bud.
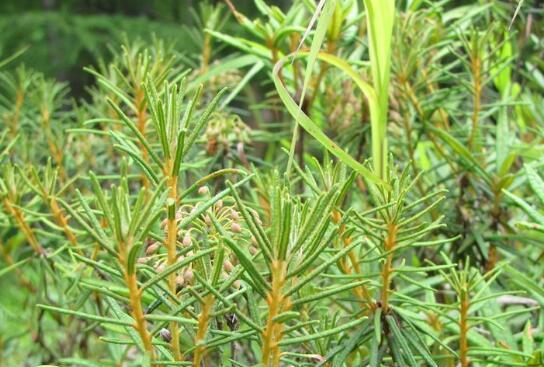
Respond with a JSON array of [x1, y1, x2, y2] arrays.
[[223, 260, 233, 272], [390, 110, 403, 124], [175, 274, 185, 286], [146, 242, 160, 255], [231, 209, 239, 220], [156, 262, 166, 273], [183, 267, 194, 282], [159, 328, 172, 342], [231, 222, 242, 233], [249, 246, 258, 255], [233, 280, 241, 289], [198, 186, 209, 195], [183, 233, 192, 247]]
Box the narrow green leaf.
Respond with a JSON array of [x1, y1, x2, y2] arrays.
[[127, 244, 142, 275], [279, 317, 367, 346], [37, 304, 133, 326], [0, 256, 31, 279]]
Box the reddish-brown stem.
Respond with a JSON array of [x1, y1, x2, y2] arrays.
[[468, 54, 481, 152], [332, 210, 374, 309], [0, 238, 35, 292], [193, 294, 215, 366], [119, 241, 155, 362], [381, 223, 397, 313], [459, 292, 470, 367], [7, 89, 24, 138], [2, 197, 45, 256], [201, 33, 211, 74], [49, 196, 81, 253], [135, 87, 150, 189], [127, 272, 154, 355], [165, 159, 183, 360], [262, 260, 290, 366]]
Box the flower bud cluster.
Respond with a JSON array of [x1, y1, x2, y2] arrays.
[[204, 112, 250, 156], [138, 186, 261, 290]]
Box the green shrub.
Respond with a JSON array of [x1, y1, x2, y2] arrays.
[[0, 1, 542, 366]]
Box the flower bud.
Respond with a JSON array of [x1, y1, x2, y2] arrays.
[[183, 267, 194, 282], [198, 186, 209, 195], [159, 328, 172, 342], [223, 259, 233, 272], [146, 242, 160, 255], [231, 222, 242, 233], [390, 110, 403, 124], [175, 274, 185, 286], [182, 233, 192, 247], [156, 262, 166, 273]]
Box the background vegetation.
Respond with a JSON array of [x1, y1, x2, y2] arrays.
[[0, 0, 543, 366]]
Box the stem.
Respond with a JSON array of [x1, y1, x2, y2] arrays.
[[119, 240, 155, 362], [398, 91, 426, 194], [201, 33, 211, 74], [7, 88, 24, 138], [0, 238, 35, 292], [468, 52, 481, 152], [459, 291, 470, 367], [2, 197, 45, 255], [40, 108, 65, 180], [332, 210, 374, 309], [166, 160, 182, 360], [262, 260, 290, 367], [402, 79, 459, 190], [381, 223, 397, 313], [420, 66, 449, 129], [128, 272, 155, 355], [224, 0, 245, 24], [49, 196, 81, 253], [193, 294, 214, 367], [135, 87, 150, 189]]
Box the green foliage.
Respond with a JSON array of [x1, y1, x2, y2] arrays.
[[1, 1, 543, 366]]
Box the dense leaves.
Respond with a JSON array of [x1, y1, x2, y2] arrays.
[[0, 1, 543, 366]]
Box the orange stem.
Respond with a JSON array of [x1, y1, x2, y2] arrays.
[[381, 224, 397, 313], [193, 294, 214, 366], [459, 293, 470, 367], [262, 260, 290, 366]]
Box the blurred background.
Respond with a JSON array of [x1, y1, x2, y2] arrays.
[[0, 0, 292, 97]]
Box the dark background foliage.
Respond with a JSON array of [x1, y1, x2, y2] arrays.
[[0, 0, 292, 96]]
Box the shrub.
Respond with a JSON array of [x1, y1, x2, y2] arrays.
[[0, 1, 542, 366]]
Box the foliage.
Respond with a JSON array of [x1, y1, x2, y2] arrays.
[[0, 0, 543, 366]]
